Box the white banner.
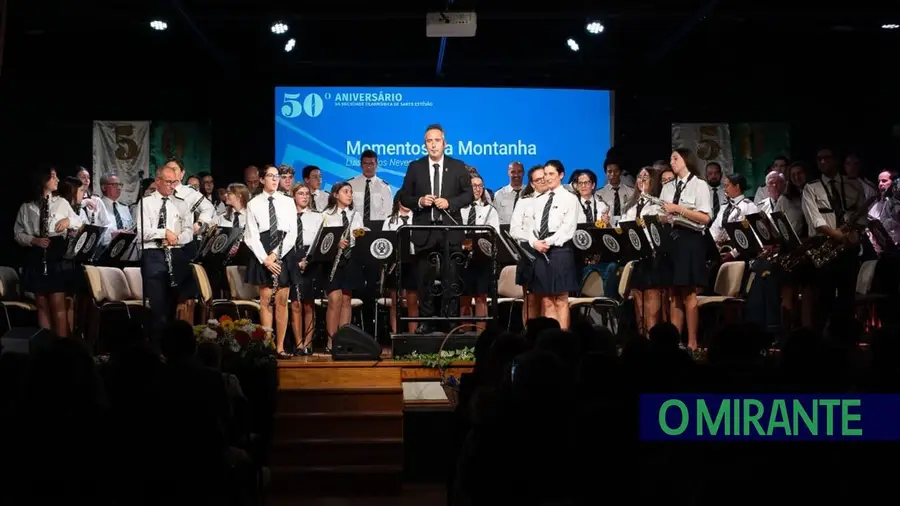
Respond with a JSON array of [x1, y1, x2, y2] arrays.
[[671, 123, 734, 175], [92, 121, 150, 206]]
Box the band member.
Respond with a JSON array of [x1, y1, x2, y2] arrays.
[[572, 169, 610, 225], [278, 164, 295, 196], [757, 171, 785, 217], [754, 157, 789, 205], [289, 183, 323, 356], [99, 174, 134, 231], [186, 175, 201, 191], [244, 165, 298, 358], [56, 177, 96, 335], [871, 170, 900, 248], [620, 167, 668, 335], [705, 162, 725, 219], [510, 165, 547, 325], [660, 168, 675, 186], [710, 174, 759, 262], [659, 149, 713, 350], [774, 162, 810, 328], [493, 161, 526, 225], [349, 150, 393, 223], [322, 182, 365, 350], [15, 167, 81, 337], [302, 165, 330, 211], [776, 162, 808, 238], [139, 165, 193, 341], [845, 154, 878, 201], [528, 160, 579, 329], [595, 161, 633, 227], [382, 195, 419, 333], [212, 183, 251, 299], [217, 183, 250, 228], [459, 173, 501, 331], [398, 124, 474, 334], [867, 170, 900, 308], [244, 165, 261, 195]]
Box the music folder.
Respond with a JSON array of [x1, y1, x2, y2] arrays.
[[724, 220, 762, 258], [64, 225, 105, 262], [502, 229, 532, 264], [95, 230, 137, 265], [619, 221, 653, 259], [745, 213, 781, 247], [471, 230, 517, 266], [356, 229, 399, 267], [640, 215, 674, 253], [307, 226, 345, 264], [769, 211, 801, 250]]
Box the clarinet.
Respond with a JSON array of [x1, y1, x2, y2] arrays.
[[270, 233, 284, 307], [164, 245, 177, 287], [329, 210, 355, 283], [41, 197, 50, 276]]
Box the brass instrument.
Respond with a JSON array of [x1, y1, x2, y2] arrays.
[[640, 194, 707, 233], [807, 195, 877, 268]]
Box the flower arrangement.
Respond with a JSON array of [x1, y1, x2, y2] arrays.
[[194, 315, 277, 366], [352, 227, 367, 238], [396, 346, 474, 369]]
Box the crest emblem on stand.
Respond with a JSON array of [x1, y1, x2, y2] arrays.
[[573, 230, 592, 250]]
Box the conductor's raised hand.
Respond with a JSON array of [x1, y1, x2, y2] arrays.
[[418, 194, 435, 208]]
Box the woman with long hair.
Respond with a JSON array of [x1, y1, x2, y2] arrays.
[[509, 165, 548, 326], [620, 167, 669, 335], [321, 182, 365, 351], [775, 161, 811, 329], [214, 183, 251, 298], [56, 176, 94, 336], [382, 194, 418, 333], [659, 148, 713, 349], [459, 173, 501, 332], [288, 182, 323, 355], [14, 167, 82, 337], [243, 165, 298, 358]]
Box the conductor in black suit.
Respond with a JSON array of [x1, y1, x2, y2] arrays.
[[399, 124, 474, 333]]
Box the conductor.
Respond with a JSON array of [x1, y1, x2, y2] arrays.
[[399, 124, 474, 333]]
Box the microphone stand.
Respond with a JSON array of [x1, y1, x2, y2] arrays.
[[136, 170, 148, 337]]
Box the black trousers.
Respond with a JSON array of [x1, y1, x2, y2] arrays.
[[141, 248, 186, 340], [416, 238, 462, 321], [814, 249, 859, 332]]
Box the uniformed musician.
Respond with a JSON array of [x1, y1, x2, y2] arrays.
[[459, 173, 501, 332], [138, 165, 193, 341], [659, 149, 713, 350], [757, 171, 785, 217], [705, 162, 726, 219], [527, 160, 579, 330], [212, 183, 251, 299], [99, 174, 134, 232], [278, 164, 295, 196], [382, 194, 418, 333], [572, 169, 610, 226], [57, 176, 98, 335], [709, 174, 760, 262], [774, 162, 811, 329], [288, 183, 323, 356], [493, 161, 526, 225], [302, 165, 330, 212], [217, 183, 249, 228], [348, 150, 393, 223], [509, 165, 548, 326], [322, 182, 365, 352], [620, 167, 668, 335], [595, 161, 633, 227], [244, 165, 298, 358]]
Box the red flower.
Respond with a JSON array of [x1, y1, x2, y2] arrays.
[[218, 315, 233, 324], [251, 327, 266, 341], [233, 331, 251, 347]]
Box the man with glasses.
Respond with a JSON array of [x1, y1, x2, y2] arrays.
[[100, 174, 134, 231], [595, 160, 633, 227]]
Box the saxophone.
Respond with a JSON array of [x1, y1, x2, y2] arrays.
[[807, 195, 878, 268], [640, 194, 707, 233]]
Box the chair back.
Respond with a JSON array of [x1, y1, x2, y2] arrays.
[[713, 262, 745, 297], [123, 267, 143, 300], [856, 259, 878, 295], [617, 261, 635, 299], [0, 266, 22, 301], [497, 265, 523, 299], [191, 263, 214, 304], [97, 267, 133, 303], [83, 265, 106, 303], [581, 270, 604, 297]]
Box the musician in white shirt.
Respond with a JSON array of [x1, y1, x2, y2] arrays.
[[528, 160, 580, 329], [321, 182, 366, 351], [243, 166, 298, 357], [705, 162, 726, 220], [302, 165, 330, 212], [288, 183, 323, 356], [845, 154, 877, 201], [382, 195, 418, 333], [15, 167, 82, 337], [100, 174, 134, 231], [349, 150, 393, 223], [493, 161, 526, 224], [509, 165, 548, 326], [571, 169, 610, 226], [217, 183, 249, 228], [595, 162, 633, 226], [753, 157, 789, 205], [459, 174, 501, 332], [757, 171, 785, 217], [709, 174, 759, 261], [659, 149, 713, 350]]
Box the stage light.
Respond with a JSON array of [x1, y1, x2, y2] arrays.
[[567, 38, 580, 52], [882, 24, 899, 30], [271, 22, 289, 35], [586, 21, 604, 34], [150, 20, 168, 31], [284, 38, 296, 52]]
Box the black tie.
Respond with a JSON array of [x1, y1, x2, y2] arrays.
[[39, 196, 49, 237], [341, 210, 349, 259], [539, 192, 554, 239], [401, 215, 409, 226], [723, 201, 734, 223], [113, 203, 124, 229], [673, 181, 685, 205], [583, 200, 594, 223], [268, 196, 279, 251], [432, 163, 441, 197], [712, 190, 720, 218], [364, 179, 372, 221], [233, 211, 240, 227], [296, 213, 304, 250], [157, 197, 168, 229], [636, 200, 646, 217], [613, 187, 621, 216], [467, 205, 477, 225], [513, 188, 521, 207], [310, 193, 318, 212], [829, 179, 845, 226]]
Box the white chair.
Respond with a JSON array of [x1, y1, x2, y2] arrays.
[[496, 265, 523, 329], [123, 267, 143, 301], [697, 262, 747, 338], [224, 266, 261, 319], [83, 266, 145, 345], [569, 269, 621, 331], [193, 263, 258, 321], [0, 266, 37, 331]]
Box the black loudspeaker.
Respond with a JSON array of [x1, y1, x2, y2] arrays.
[[331, 324, 381, 361], [0, 327, 57, 355]]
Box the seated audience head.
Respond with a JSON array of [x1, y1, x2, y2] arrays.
[[160, 320, 197, 360]]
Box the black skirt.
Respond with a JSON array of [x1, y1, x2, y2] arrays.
[[530, 243, 579, 295], [287, 246, 322, 300], [21, 248, 73, 296], [324, 248, 364, 293], [383, 262, 417, 291], [664, 229, 709, 288], [245, 231, 294, 288], [463, 257, 494, 296], [630, 254, 673, 290], [514, 253, 533, 288]]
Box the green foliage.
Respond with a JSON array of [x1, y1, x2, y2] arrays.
[[396, 346, 475, 369]]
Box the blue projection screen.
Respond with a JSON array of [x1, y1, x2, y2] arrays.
[[274, 87, 612, 192]]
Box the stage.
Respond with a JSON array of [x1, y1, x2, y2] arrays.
[[271, 354, 474, 497]]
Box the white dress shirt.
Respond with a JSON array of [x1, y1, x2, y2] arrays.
[[102, 196, 134, 230], [774, 195, 805, 238], [461, 201, 501, 234], [383, 211, 414, 253], [620, 199, 663, 245], [509, 196, 536, 242], [310, 189, 330, 212], [14, 196, 83, 247], [659, 174, 713, 220], [79, 200, 114, 246], [216, 208, 247, 228], [708, 196, 759, 243], [595, 184, 634, 226], [243, 191, 298, 263], [757, 196, 778, 217], [527, 187, 579, 248], [800, 174, 863, 237], [322, 206, 366, 249], [575, 195, 610, 225], [296, 209, 324, 251], [172, 183, 216, 227], [753, 185, 769, 206], [348, 175, 393, 221], [493, 184, 527, 224], [137, 191, 193, 249]]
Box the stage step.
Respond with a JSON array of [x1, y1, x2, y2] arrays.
[[277, 387, 404, 414], [273, 411, 403, 440], [269, 465, 403, 497], [270, 437, 404, 467]]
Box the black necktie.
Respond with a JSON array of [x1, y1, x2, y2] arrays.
[[583, 200, 593, 222], [636, 200, 645, 217], [432, 163, 441, 197], [364, 179, 372, 221], [829, 179, 845, 226], [673, 181, 685, 205], [513, 188, 521, 207], [539, 192, 554, 239], [401, 215, 409, 226], [467, 205, 477, 225], [723, 201, 734, 223], [342, 209, 349, 229], [613, 187, 621, 216], [296, 213, 304, 250], [268, 196, 279, 251], [39, 196, 49, 237], [157, 197, 168, 229], [233, 211, 240, 227], [310, 193, 318, 212], [712, 190, 720, 218], [113, 202, 124, 229]]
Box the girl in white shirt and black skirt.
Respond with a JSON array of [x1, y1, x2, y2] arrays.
[[14, 167, 82, 337], [459, 173, 501, 332], [528, 160, 580, 329], [382, 194, 418, 333], [288, 183, 323, 356], [509, 165, 548, 326], [659, 149, 713, 350], [244, 165, 298, 358], [322, 182, 365, 351]]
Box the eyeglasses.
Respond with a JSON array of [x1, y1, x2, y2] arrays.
[[160, 179, 180, 186], [471, 184, 484, 189], [295, 191, 311, 197], [575, 180, 592, 186], [532, 178, 545, 183], [105, 183, 124, 188], [264, 173, 279, 180]]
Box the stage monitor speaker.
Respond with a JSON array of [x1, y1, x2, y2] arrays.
[[331, 324, 381, 361], [0, 327, 57, 356]]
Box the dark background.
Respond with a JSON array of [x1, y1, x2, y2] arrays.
[[1, 0, 898, 266]]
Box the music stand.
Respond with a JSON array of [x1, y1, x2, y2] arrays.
[[197, 226, 244, 264], [502, 229, 534, 264], [636, 215, 673, 253], [64, 225, 106, 262], [357, 229, 398, 268], [307, 226, 345, 265], [619, 220, 653, 259], [724, 220, 762, 258], [194, 223, 220, 261], [769, 211, 801, 250], [472, 231, 516, 266], [746, 213, 780, 247], [94, 231, 137, 266]]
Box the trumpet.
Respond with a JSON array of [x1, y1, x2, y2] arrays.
[[640, 194, 707, 233]]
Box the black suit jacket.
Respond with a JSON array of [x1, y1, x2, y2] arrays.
[[399, 155, 474, 250]]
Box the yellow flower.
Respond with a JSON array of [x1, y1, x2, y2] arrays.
[[615, 227, 623, 234], [222, 321, 235, 332], [236, 319, 249, 326], [594, 220, 607, 229], [741, 219, 750, 228]]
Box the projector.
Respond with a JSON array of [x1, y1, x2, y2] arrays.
[[426, 12, 477, 38]]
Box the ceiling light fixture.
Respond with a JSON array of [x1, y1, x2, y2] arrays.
[[567, 38, 580, 52], [586, 21, 604, 35], [150, 20, 168, 31], [271, 22, 289, 35], [882, 23, 899, 30], [284, 38, 296, 52]]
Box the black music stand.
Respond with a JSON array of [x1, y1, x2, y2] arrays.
[[64, 225, 105, 262], [357, 229, 398, 268], [197, 226, 245, 264], [95, 231, 137, 266], [472, 231, 516, 266], [194, 224, 220, 260], [724, 220, 762, 258], [307, 226, 345, 265], [769, 211, 801, 250], [619, 221, 654, 259], [640, 215, 674, 253], [503, 230, 539, 264], [746, 213, 781, 247]]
